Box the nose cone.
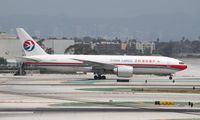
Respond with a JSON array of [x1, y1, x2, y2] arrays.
[[179, 64, 187, 70], [169, 64, 187, 71], [168, 58, 187, 71]]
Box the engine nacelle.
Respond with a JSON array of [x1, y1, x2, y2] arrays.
[[114, 66, 133, 77]]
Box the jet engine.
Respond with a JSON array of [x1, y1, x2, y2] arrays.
[[114, 66, 133, 77]]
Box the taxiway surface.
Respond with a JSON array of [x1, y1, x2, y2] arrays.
[[0, 73, 200, 120]]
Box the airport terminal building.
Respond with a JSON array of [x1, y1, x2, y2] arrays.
[[0, 33, 74, 59]]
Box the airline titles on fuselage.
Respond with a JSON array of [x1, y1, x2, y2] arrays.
[[110, 59, 160, 63]]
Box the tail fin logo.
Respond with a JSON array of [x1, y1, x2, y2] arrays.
[[23, 40, 35, 51]]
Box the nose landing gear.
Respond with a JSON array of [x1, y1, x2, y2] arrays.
[[169, 75, 173, 80], [169, 74, 175, 83]]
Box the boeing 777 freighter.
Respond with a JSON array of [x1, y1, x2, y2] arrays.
[[16, 28, 187, 80]]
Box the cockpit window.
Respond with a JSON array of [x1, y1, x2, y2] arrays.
[[179, 62, 184, 64]]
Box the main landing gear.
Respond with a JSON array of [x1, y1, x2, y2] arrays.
[[94, 74, 106, 80]]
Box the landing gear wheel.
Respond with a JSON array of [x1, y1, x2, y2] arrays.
[[169, 75, 173, 80], [102, 76, 106, 80], [94, 75, 98, 80], [94, 75, 106, 80]]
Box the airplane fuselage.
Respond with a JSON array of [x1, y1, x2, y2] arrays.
[[24, 55, 187, 75]]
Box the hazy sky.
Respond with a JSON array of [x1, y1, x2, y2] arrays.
[[0, 0, 199, 18], [0, 0, 200, 40]]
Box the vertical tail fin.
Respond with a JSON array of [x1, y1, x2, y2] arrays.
[[16, 28, 47, 56]]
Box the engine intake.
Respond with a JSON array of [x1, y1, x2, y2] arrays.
[[114, 66, 133, 77]]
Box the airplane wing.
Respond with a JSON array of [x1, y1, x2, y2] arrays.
[[71, 58, 115, 70]]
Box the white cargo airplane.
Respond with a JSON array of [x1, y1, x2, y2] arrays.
[[16, 28, 187, 80]]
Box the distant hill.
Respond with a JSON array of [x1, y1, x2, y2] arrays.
[[0, 13, 200, 41]]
